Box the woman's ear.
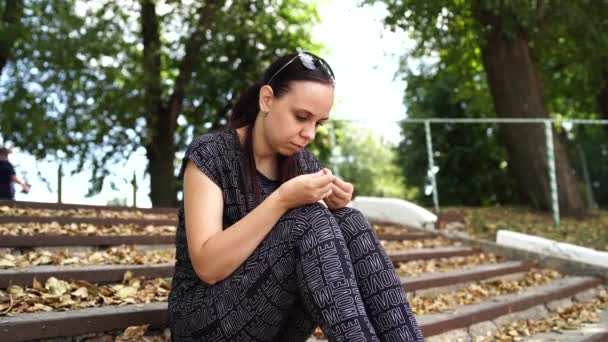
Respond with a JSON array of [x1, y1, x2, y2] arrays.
[[259, 85, 274, 113]]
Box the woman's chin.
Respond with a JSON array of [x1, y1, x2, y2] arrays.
[[278, 150, 297, 157], [276, 143, 303, 156]]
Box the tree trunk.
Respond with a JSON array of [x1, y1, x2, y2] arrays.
[[141, 1, 222, 207], [146, 112, 178, 207], [141, 0, 177, 207], [0, 0, 24, 76], [473, 4, 586, 216]]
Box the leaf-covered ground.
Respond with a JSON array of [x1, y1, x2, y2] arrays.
[[0, 245, 175, 269], [0, 222, 176, 236], [0, 206, 175, 220], [487, 288, 608, 341], [409, 269, 561, 315], [395, 253, 500, 277], [0, 272, 170, 316], [381, 237, 461, 251], [442, 207, 608, 252]]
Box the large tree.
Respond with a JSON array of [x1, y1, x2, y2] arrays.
[[1, 0, 321, 206], [0, 0, 24, 75], [368, 0, 592, 215]]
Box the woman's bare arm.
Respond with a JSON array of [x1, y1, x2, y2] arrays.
[[183, 161, 289, 285]]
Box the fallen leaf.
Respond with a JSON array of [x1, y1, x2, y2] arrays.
[[71, 287, 89, 299], [115, 286, 138, 299], [45, 277, 70, 296]]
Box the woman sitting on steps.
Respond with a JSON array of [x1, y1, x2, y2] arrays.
[[168, 51, 424, 341]]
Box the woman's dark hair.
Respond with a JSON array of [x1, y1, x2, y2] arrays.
[[228, 52, 335, 210]]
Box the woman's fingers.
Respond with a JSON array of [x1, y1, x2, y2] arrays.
[[333, 177, 354, 194], [329, 183, 348, 200], [309, 172, 335, 187]]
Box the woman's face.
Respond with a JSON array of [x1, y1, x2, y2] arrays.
[[261, 81, 334, 156]]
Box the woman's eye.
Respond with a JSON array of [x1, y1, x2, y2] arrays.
[[316, 121, 325, 127], [296, 115, 307, 122]]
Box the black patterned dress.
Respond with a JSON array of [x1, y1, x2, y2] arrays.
[[168, 128, 423, 342]]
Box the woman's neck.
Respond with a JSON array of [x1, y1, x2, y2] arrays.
[[235, 118, 278, 179], [251, 115, 276, 163]]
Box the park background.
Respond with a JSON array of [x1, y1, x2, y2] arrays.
[[2, 0, 608, 251]]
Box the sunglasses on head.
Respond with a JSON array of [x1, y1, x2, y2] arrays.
[[266, 52, 335, 85]]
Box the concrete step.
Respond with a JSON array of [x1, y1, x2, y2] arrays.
[[420, 277, 603, 341]]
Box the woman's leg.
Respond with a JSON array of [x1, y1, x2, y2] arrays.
[[171, 203, 379, 341], [174, 210, 301, 341], [271, 297, 316, 342], [331, 207, 424, 342], [288, 203, 379, 342]]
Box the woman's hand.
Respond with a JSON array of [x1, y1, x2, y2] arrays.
[[276, 170, 336, 210], [321, 168, 354, 209]]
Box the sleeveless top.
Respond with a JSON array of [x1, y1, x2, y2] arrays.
[[169, 128, 322, 315]]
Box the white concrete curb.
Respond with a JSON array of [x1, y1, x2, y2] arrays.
[[496, 230, 608, 268], [348, 196, 437, 230]]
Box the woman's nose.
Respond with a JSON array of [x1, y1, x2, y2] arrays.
[[301, 124, 316, 142]]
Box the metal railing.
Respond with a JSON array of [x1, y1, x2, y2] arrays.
[[394, 118, 608, 226]]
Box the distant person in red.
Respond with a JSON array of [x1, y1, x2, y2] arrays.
[[0, 147, 30, 201]]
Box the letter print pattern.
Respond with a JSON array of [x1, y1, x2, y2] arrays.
[[168, 129, 423, 341], [272, 207, 424, 342]]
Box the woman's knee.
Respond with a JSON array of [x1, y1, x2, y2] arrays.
[[331, 206, 364, 220], [332, 207, 369, 226], [285, 203, 338, 245], [330, 207, 374, 240]]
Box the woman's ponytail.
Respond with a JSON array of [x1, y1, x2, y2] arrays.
[[228, 81, 265, 211], [230, 81, 264, 127]]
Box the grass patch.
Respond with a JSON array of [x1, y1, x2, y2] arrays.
[[441, 206, 608, 252]]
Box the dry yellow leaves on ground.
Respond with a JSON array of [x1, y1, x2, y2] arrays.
[[0, 245, 174, 269], [0, 206, 175, 220], [381, 237, 461, 252], [410, 269, 561, 315], [0, 222, 175, 236], [0, 275, 171, 315], [487, 288, 608, 341], [396, 253, 500, 277], [372, 224, 411, 234]]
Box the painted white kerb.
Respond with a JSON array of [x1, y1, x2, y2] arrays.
[[348, 196, 437, 230], [496, 230, 608, 268]]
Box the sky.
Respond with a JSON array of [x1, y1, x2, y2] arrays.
[[8, 0, 415, 207]]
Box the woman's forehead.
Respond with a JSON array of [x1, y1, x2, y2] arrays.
[[284, 81, 334, 113]]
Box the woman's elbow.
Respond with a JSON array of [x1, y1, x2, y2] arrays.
[[194, 269, 218, 285], [193, 265, 218, 285], [193, 262, 228, 286]]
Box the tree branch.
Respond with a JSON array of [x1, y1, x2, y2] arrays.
[[166, 1, 225, 133]]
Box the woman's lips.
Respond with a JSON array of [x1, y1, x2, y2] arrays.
[[290, 143, 304, 151]]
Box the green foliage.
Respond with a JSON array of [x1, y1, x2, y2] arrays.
[[563, 125, 608, 207], [308, 120, 346, 167], [398, 69, 517, 206], [1, 0, 322, 197], [531, 2, 608, 119], [365, 0, 608, 120], [367, 0, 608, 208], [333, 122, 416, 200]]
